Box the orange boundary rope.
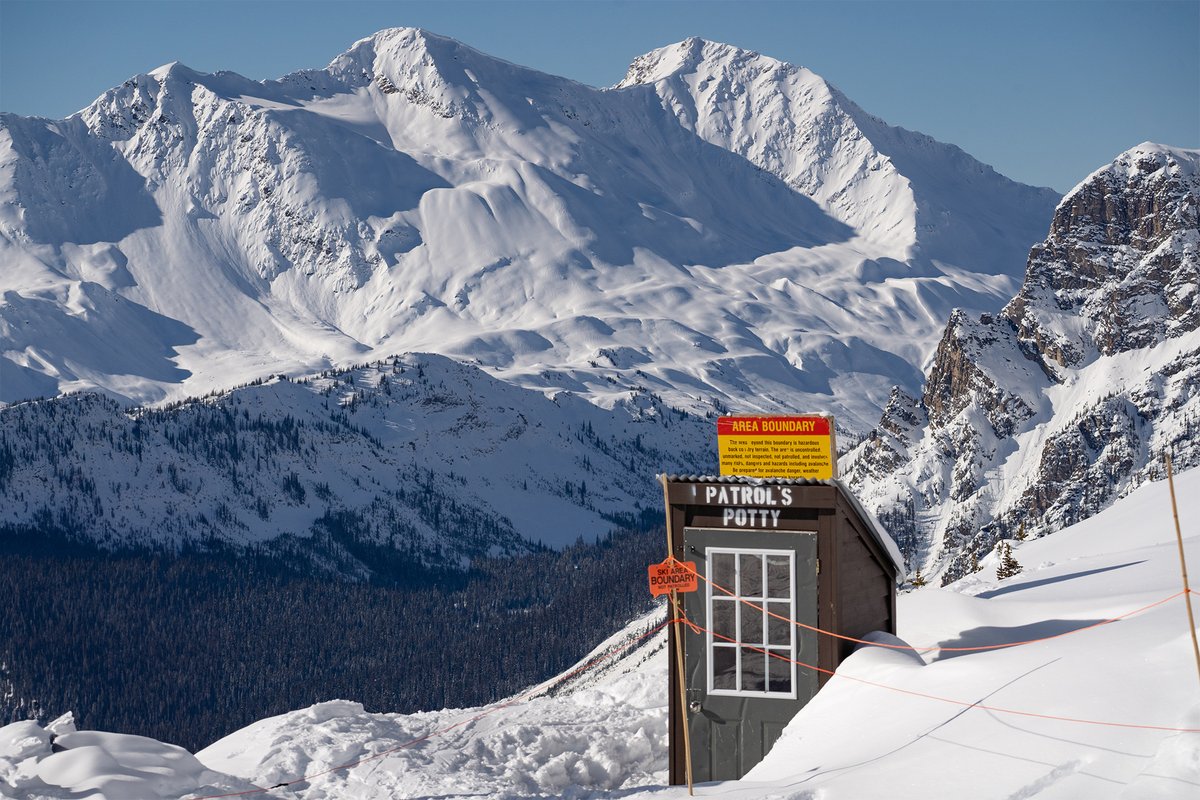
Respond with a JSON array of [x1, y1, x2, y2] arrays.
[[676, 613, 1200, 733], [187, 587, 1200, 796], [666, 556, 1187, 654], [189, 618, 670, 799]]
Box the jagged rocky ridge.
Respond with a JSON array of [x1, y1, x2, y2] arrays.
[[844, 144, 1200, 583], [0, 28, 1057, 432], [0, 353, 712, 571]]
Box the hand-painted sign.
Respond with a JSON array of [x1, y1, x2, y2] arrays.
[[648, 559, 698, 596], [717, 415, 836, 480]]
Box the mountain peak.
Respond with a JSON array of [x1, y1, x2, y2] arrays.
[[1003, 141, 1200, 369], [615, 37, 799, 88], [327, 26, 551, 93], [1064, 141, 1200, 200], [347, 26, 464, 62], [147, 61, 192, 80], [139, 61, 210, 92]]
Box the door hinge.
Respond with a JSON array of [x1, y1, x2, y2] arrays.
[[816, 558, 821, 575]]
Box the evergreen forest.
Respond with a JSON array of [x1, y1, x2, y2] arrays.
[[0, 526, 663, 752]]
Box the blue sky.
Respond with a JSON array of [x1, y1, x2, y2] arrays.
[[1, 0, 1196, 192]]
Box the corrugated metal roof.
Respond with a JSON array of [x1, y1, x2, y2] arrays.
[[663, 474, 834, 486], [659, 473, 907, 579]]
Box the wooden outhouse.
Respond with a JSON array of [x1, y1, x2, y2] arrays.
[[662, 475, 904, 783]]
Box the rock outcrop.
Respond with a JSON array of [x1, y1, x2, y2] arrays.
[[844, 143, 1200, 583]]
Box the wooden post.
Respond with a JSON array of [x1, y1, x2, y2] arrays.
[[671, 591, 695, 796], [660, 474, 695, 795], [1165, 453, 1200, 688]]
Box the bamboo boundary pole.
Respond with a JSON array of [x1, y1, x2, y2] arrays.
[[671, 591, 695, 796], [1165, 453, 1200, 688], [661, 474, 695, 795]]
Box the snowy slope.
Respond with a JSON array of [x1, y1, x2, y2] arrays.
[[4, 466, 1196, 799], [0, 28, 1057, 431], [0, 353, 712, 557]]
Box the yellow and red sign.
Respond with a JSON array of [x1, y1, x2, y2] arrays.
[[648, 559, 698, 596], [717, 415, 836, 480]]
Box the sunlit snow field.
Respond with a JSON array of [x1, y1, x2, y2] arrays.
[[3, 467, 1198, 799]]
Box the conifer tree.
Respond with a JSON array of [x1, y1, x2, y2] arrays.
[[996, 541, 1023, 579], [909, 567, 926, 588]]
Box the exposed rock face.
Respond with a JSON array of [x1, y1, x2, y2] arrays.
[[841, 386, 925, 559], [844, 143, 1200, 583], [921, 311, 1045, 435], [1005, 145, 1200, 369]]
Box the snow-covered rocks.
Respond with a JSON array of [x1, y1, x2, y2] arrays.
[[846, 144, 1200, 582], [1007, 143, 1200, 368]]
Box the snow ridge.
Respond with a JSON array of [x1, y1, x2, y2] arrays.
[[0, 354, 713, 561]]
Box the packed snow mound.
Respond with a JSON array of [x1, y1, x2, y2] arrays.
[[195, 611, 670, 799], [0, 718, 255, 799], [0, 28, 1056, 432]]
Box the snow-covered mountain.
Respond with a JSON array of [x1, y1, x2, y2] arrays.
[[4, 465, 1196, 799], [619, 38, 1053, 278], [844, 143, 1200, 582], [0, 28, 1057, 431], [0, 353, 710, 564]]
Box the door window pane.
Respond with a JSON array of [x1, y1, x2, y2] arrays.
[[739, 553, 763, 598], [767, 603, 791, 646], [712, 599, 736, 641], [767, 650, 792, 693], [740, 647, 766, 691], [766, 555, 791, 598], [713, 646, 737, 690], [740, 604, 763, 645], [711, 552, 735, 592]]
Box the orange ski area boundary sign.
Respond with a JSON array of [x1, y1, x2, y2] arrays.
[[717, 415, 836, 479], [648, 559, 698, 596]]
